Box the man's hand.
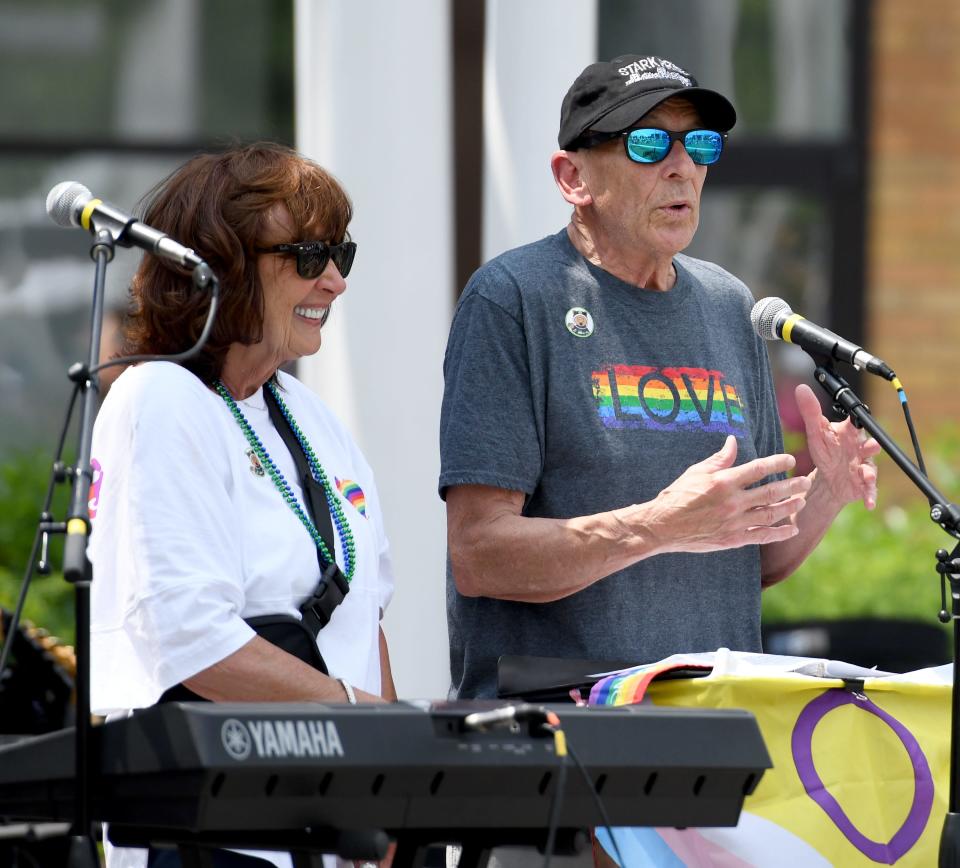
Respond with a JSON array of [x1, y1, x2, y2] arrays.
[[448, 438, 812, 603], [758, 384, 882, 586], [639, 435, 811, 555], [448, 433, 819, 602], [795, 383, 880, 510]]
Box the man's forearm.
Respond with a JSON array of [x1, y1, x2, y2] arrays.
[[449, 503, 662, 603]]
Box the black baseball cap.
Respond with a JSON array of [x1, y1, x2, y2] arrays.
[[558, 54, 737, 150]]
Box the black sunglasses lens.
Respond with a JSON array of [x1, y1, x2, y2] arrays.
[[296, 248, 329, 279], [331, 242, 356, 277], [290, 241, 356, 278]]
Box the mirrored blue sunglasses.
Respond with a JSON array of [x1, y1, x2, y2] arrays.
[[622, 128, 727, 166]]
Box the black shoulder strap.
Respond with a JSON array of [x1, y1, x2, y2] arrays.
[[263, 384, 336, 556], [263, 384, 349, 636]]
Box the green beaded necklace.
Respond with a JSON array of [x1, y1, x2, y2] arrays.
[[216, 380, 355, 581]]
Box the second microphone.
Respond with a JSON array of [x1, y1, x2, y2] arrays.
[[750, 296, 895, 381]]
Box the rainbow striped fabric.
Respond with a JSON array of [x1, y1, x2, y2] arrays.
[[589, 661, 712, 706], [592, 364, 745, 434]]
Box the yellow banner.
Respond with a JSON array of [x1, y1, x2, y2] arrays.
[[598, 674, 950, 866]]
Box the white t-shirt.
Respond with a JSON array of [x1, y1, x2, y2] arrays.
[[88, 362, 394, 868]]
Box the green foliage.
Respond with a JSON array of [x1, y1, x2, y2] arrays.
[[0, 451, 75, 643], [0, 566, 76, 644], [762, 426, 960, 626]]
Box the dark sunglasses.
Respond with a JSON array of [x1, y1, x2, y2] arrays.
[[621, 128, 727, 166], [257, 240, 357, 279]]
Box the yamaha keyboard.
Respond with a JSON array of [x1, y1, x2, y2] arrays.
[[0, 701, 770, 863]]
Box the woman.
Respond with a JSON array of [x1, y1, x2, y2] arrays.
[[89, 144, 396, 868]]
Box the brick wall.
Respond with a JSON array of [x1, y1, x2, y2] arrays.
[[868, 0, 960, 440]]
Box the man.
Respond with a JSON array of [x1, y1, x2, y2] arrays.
[[439, 54, 879, 703]]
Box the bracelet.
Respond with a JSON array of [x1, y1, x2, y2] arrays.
[[338, 677, 357, 705]]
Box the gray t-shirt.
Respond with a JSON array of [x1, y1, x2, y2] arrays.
[[439, 229, 783, 699]]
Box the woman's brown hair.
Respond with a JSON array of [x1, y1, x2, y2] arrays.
[[120, 142, 353, 383]]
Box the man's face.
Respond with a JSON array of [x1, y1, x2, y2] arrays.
[[576, 98, 708, 258]]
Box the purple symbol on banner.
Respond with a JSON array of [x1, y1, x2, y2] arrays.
[[791, 688, 934, 864]]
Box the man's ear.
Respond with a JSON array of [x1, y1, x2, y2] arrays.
[[551, 150, 592, 207]]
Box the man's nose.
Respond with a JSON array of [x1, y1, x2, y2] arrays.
[[662, 140, 697, 176]]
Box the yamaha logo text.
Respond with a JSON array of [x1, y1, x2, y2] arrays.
[[221, 717, 345, 761]]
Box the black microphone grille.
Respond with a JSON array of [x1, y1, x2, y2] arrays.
[[750, 296, 792, 341], [45, 181, 92, 229]]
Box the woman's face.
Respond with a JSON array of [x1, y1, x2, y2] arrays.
[[256, 205, 348, 366]]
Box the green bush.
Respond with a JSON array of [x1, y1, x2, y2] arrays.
[[0, 566, 76, 644], [0, 451, 75, 644], [762, 425, 960, 626]]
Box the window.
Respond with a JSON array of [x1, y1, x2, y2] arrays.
[[0, 0, 294, 451]]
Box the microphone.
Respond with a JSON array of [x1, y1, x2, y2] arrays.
[[751, 296, 895, 381], [46, 181, 205, 269]]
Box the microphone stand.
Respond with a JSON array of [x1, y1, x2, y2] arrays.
[[58, 226, 115, 868], [809, 362, 960, 867], [0, 191, 219, 866], [53, 237, 218, 868]]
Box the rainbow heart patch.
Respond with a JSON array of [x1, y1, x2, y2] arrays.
[[335, 477, 367, 517]]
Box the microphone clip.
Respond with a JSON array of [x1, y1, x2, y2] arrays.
[[90, 228, 116, 263], [814, 364, 869, 426]]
